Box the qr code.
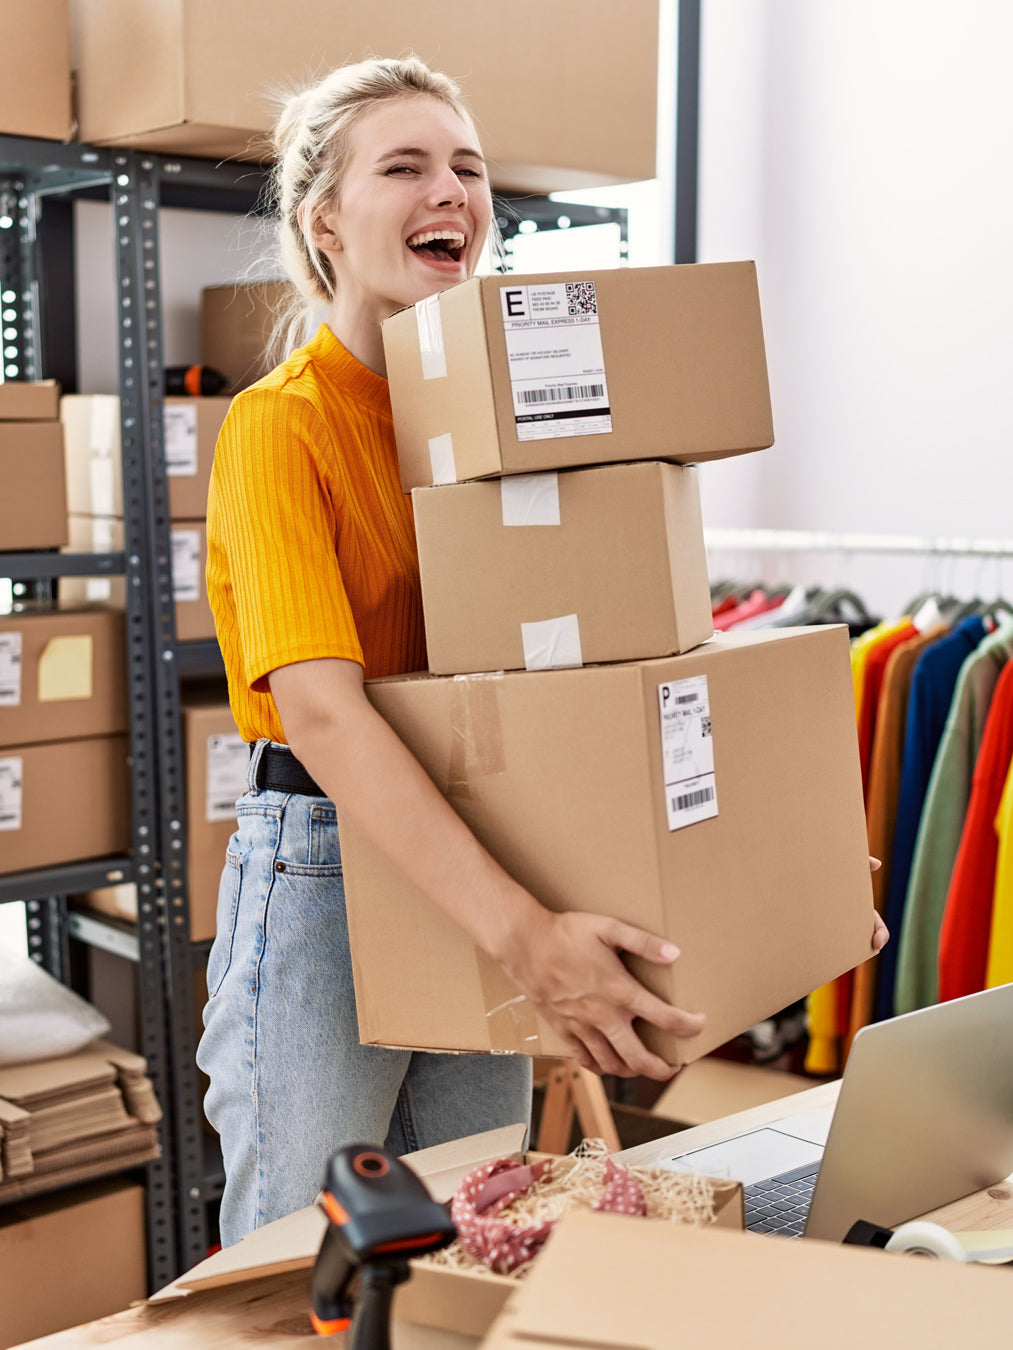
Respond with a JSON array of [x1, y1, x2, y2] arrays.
[[565, 281, 598, 316], [701, 717, 712, 738]]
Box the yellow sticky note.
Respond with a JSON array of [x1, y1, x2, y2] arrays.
[[37, 635, 94, 702]]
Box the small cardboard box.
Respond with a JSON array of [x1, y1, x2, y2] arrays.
[[0, 735, 131, 873], [480, 1208, 1013, 1350], [0, 0, 72, 141], [0, 607, 127, 748], [382, 263, 774, 492], [60, 394, 228, 519], [171, 520, 216, 641], [182, 694, 247, 941], [0, 1177, 146, 1349], [0, 421, 67, 551], [0, 380, 61, 421], [342, 627, 874, 1063], [71, 0, 658, 192], [199, 281, 292, 395], [415, 462, 713, 676]]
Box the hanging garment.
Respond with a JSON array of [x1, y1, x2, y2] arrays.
[[937, 660, 1013, 1001], [875, 616, 987, 1020], [713, 589, 783, 631], [985, 757, 1013, 987], [857, 621, 919, 793], [893, 620, 1013, 1013]]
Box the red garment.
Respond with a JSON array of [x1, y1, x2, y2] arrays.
[[858, 622, 918, 794], [938, 661, 1013, 1000], [712, 593, 740, 619], [713, 590, 782, 631]]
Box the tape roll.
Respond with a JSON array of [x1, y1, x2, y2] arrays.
[[884, 1221, 969, 1261]]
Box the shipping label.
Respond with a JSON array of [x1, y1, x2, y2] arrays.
[[499, 281, 612, 442], [164, 404, 199, 477], [171, 529, 201, 603], [205, 733, 249, 823], [0, 633, 22, 708], [658, 675, 718, 831], [0, 756, 23, 832]]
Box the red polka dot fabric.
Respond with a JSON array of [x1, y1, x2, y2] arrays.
[[451, 1156, 647, 1274]]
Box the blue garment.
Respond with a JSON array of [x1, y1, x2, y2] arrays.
[[197, 740, 533, 1247], [875, 616, 987, 1020]]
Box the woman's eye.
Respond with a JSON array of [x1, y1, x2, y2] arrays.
[[455, 166, 483, 179], [386, 165, 417, 175]]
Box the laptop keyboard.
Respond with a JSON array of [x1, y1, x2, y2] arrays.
[[743, 1161, 820, 1237]]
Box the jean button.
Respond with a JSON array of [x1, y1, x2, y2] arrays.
[[274, 861, 286, 873]]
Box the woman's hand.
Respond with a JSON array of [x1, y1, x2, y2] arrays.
[[869, 857, 888, 952], [500, 908, 705, 1082]]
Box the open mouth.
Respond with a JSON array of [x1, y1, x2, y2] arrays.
[[406, 229, 466, 264]]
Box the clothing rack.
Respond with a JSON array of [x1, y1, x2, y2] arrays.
[[703, 528, 1013, 559]]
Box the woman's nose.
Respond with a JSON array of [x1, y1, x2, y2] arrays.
[[429, 165, 466, 208]]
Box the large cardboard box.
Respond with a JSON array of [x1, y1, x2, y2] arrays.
[[0, 421, 67, 551], [182, 694, 247, 941], [0, 735, 131, 873], [60, 394, 229, 518], [0, 1178, 146, 1349], [200, 281, 292, 395], [382, 263, 774, 492], [0, 608, 127, 748], [71, 0, 659, 193], [341, 627, 874, 1064], [415, 462, 713, 676], [0, 380, 61, 421], [0, 0, 72, 141]]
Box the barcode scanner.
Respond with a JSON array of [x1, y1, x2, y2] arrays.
[[310, 1144, 456, 1347]]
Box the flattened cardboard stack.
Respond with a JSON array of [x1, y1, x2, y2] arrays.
[[0, 1040, 161, 1204], [339, 262, 877, 1067]]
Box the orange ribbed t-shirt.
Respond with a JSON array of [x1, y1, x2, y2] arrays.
[[206, 323, 426, 744]]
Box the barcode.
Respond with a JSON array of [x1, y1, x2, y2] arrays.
[[674, 786, 715, 812], [517, 383, 604, 405], [675, 693, 699, 705], [0, 812, 18, 824]]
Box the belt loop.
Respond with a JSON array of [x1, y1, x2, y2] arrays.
[[248, 738, 269, 795]]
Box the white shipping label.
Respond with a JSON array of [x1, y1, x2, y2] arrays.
[[164, 404, 199, 477], [0, 756, 23, 832], [171, 529, 201, 603], [500, 473, 561, 527], [499, 281, 612, 442], [0, 633, 22, 708], [658, 675, 718, 832], [205, 733, 249, 823]]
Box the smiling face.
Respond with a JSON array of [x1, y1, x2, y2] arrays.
[[310, 94, 492, 353]]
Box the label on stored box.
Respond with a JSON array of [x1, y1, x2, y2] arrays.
[[205, 733, 248, 822], [658, 675, 718, 831], [0, 756, 23, 831], [170, 529, 201, 603], [0, 633, 22, 708], [164, 404, 199, 477], [499, 281, 612, 442]]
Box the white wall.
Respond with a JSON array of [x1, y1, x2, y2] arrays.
[[696, 0, 1013, 614]]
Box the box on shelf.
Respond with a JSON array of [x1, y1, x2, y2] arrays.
[[0, 607, 127, 748], [200, 281, 291, 395], [0, 380, 61, 421], [60, 516, 127, 608], [0, 735, 131, 874], [0, 421, 67, 551], [0, 1178, 146, 1349], [415, 462, 713, 675], [77, 881, 137, 923], [0, 0, 72, 141], [182, 693, 247, 941], [341, 627, 874, 1063], [172, 521, 216, 641], [71, 0, 658, 193], [60, 394, 228, 519], [382, 263, 773, 492]]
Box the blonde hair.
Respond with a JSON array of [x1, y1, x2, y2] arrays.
[[268, 56, 481, 362]]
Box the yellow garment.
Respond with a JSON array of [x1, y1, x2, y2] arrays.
[[985, 758, 1013, 987]]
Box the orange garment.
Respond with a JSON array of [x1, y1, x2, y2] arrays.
[[206, 324, 426, 744], [858, 621, 918, 793]]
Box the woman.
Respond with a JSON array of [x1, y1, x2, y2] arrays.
[[196, 55, 707, 1247]]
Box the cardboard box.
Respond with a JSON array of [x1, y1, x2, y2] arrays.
[[0, 380, 61, 421], [60, 394, 229, 518], [382, 263, 774, 492], [172, 520, 216, 640], [200, 281, 291, 395], [652, 1056, 821, 1127], [0, 735, 130, 874], [415, 462, 713, 676], [0, 0, 72, 141], [480, 1209, 1013, 1350], [60, 515, 127, 608], [0, 421, 67, 551], [0, 607, 127, 748], [341, 627, 874, 1063], [0, 1177, 146, 1348], [182, 694, 247, 941], [71, 0, 658, 192]]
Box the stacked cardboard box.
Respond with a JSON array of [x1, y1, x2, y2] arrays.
[[58, 393, 229, 636], [0, 381, 67, 552], [338, 262, 875, 1068], [0, 0, 72, 141]]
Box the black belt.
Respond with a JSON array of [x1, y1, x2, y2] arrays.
[[252, 743, 328, 797]]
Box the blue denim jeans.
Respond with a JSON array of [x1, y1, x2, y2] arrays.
[[197, 740, 532, 1246]]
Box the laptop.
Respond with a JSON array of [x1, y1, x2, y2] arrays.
[[657, 982, 1013, 1243]]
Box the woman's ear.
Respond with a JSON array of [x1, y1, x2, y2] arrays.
[[304, 204, 342, 254]]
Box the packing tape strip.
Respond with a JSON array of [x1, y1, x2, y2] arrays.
[[521, 615, 583, 671], [447, 673, 506, 799], [428, 433, 457, 485], [476, 949, 543, 1050], [885, 1221, 1013, 1263], [500, 473, 561, 527], [415, 294, 448, 380]]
